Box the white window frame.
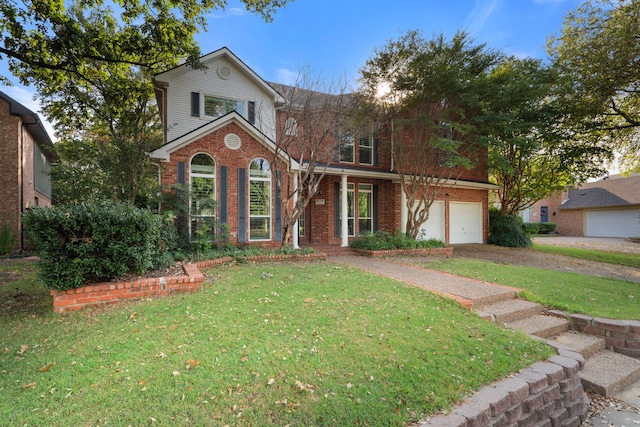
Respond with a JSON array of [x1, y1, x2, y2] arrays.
[[249, 158, 272, 241], [189, 153, 216, 240], [338, 128, 355, 163], [202, 94, 246, 119], [285, 117, 298, 136], [358, 133, 374, 166], [358, 184, 373, 234]]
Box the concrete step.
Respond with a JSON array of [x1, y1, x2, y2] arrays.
[[580, 350, 640, 397], [505, 314, 570, 338], [551, 332, 606, 359], [477, 299, 543, 323]]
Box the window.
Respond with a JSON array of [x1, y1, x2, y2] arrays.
[[203, 95, 245, 118], [285, 117, 298, 136], [298, 199, 306, 237], [190, 153, 216, 240], [338, 128, 354, 163], [359, 135, 373, 165], [338, 183, 355, 236], [249, 158, 271, 240], [358, 184, 373, 234], [33, 142, 52, 198]]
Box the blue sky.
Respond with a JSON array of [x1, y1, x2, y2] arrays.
[[0, 0, 582, 139]]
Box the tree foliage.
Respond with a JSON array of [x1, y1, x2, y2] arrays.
[[359, 31, 501, 239], [1, 0, 290, 203], [548, 0, 640, 172], [485, 58, 610, 216]]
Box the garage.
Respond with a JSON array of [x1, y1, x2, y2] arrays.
[[416, 201, 445, 241], [585, 208, 640, 238], [450, 202, 483, 244]]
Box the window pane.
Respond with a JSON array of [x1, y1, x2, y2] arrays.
[[191, 176, 216, 216], [204, 96, 245, 118], [250, 218, 270, 240], [339, 129, 354, 163], [250, 158, 271, 178], [359, 137, 372, 165], [250, 181, 270, 215]]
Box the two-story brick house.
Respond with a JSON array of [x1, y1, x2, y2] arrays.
[[0, 90, 58, 251], [149, 47, 497, 247]]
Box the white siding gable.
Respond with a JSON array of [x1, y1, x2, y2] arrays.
[[160, 52, 278, 143]]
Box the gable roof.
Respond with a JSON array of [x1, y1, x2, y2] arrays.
[[561, 174, 640, 209], [0, 90, 59, 162], [154, 47, 284, 104], [149, 110, 300, 170]]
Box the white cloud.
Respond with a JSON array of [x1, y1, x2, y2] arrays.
[[464, 0, 504, 33], [208, 7, 245, 19], [274, 68, 300, 86]]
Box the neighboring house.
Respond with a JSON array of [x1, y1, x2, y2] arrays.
[[0, 90, 58, 251], [149, 47, 497, 247], [530, 174, 640, 238]]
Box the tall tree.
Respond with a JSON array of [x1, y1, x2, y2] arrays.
[[359, 31, 502, 239], [548, 0, 640, 172], [0, 0, 290, 203], [486, 58, 610, 216], [267, 73, 360, 247]]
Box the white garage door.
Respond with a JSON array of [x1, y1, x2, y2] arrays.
[[416, 201, 445, 241], [585, 209, 640, 238], [450, 202, 483, 244]]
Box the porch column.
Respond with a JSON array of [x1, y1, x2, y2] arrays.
[[292, 173, 299, 249], [341, 175, 349, 247], [400, 185, 407, 234]]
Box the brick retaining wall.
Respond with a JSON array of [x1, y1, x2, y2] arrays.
[[415, 352, 589, 427], [547, 310, 640, 359]]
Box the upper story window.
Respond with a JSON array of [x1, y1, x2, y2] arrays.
[[285, 117, 298, 136], [338, 128, 354, 163], [359, 135, 373, 165], [204, 95, 245, 119]]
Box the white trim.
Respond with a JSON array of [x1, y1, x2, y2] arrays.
[[149, 111, 300, 170]]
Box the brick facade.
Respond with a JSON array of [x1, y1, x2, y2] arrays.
[[0, 94, 55, 251]]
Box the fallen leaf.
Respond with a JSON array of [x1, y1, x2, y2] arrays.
[[172, 371, 180, 376], [294, 380, 315, 393], [240, 356, 248, 363], [39, 363, 55, 373], [19, 382, 36, 389], [267, 378, 275, 385], [17, 345, 28, 356], [186, 360, 200, 370]]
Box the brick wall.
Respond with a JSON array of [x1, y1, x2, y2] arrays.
[[0, 97, 22, 247], [530, 191, 585, 235]]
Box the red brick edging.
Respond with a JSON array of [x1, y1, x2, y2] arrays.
[[50, 253, 327, 313], [355, 247, 454, 257]]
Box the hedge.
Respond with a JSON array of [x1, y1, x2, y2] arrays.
[[22, 200, 175, 290]]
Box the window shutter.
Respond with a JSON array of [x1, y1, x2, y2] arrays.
[[219, 166, 228, 225], [373, 135, 379, 166], [334, 182, 340, 237], [373, 185, 379, 232], [237, 168, 247, 242], [191, 92, 200, 117], [274, 171, 282, 242], [248, 101, 256, 124]]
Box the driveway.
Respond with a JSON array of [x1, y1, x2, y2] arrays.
[[532, 236, 640, 255]]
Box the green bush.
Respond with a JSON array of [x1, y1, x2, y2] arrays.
[[522, 222, 540, 235], [0, 222, 17, 255], [350, 230, 445, 251], [538, 222, 557, 234], [22, 200, 174, 290], [488, 210, 531, 247]]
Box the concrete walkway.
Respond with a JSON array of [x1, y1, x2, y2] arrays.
[[330, 254, 640, 426]]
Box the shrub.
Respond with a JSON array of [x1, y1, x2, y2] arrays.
[[538, 222, 557, 234], [23, 200, 174, 290], [0, 222, 17, 255], [488, 210, 531, 247], [350, 230, 445, 251], [522, 222, 540, 235]]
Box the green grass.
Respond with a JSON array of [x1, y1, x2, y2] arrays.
[[424, 258, 640, 320], [0, 261, 551, 426], [533, 244, 640, 269]]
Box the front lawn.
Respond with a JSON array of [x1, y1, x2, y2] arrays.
[[424, 258, 640, 320], [532, 244, 640, 269], [0, 261, 551, 426]]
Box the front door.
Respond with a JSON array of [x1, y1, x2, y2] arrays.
[[540, 206, 548, 223]]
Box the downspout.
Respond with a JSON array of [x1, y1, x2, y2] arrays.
[[390, 117, 394, 172]]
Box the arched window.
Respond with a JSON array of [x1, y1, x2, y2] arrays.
[[249, 158, 271, 240], [190, 153, 216, 240]]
